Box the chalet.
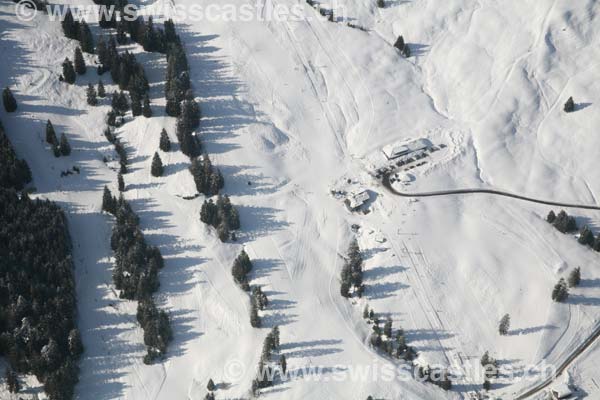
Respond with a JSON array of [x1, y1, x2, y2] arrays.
[[382, 138, 432, 160], [345, 190, 370, 211], [549, 383, 576, 399]]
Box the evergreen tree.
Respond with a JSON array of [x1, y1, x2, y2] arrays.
[[280, 354, 287, 374], [46, 120, 58, 145], [151, 152, 163, 177], [483, 379, 491, 391], [116, 19, 128, 44], [97, 80, 106, 98], [62, 58, 76, 84], [403, 45, 411, 58], [131, 94, 142, 117], [546, 210, 556, 223], [86, 84, 98, 106], [552, 278, 569, 302], [567, 267, 581, 288], [59, 133, 71, 156], [564, 96, 575, 113], [394, 35, 405, 51], [498, 314, 510, 335], [142, 95, 152, 118], [207, 378, 215, 391], [118, 173, 125, 192], [363, 304, 369, 319], [74, 47, 86, 75], [52, 142, 61, 157], [383, 317, 393, 338], [578, 225, 594, 246], [102, 186, 116, 214], [553, 210, 577, 233], [159, 129, 171, 152], [61, 9, 79, 40], [250, 300, 261, 328], [2, 87, 17, 112], [5, 367, 20, 393], [78, 21, 95, 53]]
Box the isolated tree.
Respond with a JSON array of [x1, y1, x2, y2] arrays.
[[142, 95, 152, 118], [59, 133, 71, 156], [159, 129, 171, 152], [564, 96, 575, 113], [97, 80, 106, 98], [546, 210, 556, 223], [207, 378, 216, 391], [2, 87, 17, 112], [118, 172, 125, 192], [483, 379, 491, 391], [74, 47, 87, 75], [394, 35, 405, 51], [5, 368, 19, 393], [62, 58, 76, 84], [151, 152, 164, 177], [567, 267, 581, 288], [552, 278, 569, 302], [578, 225, 594, 246], [498, 314, 510, 335], [86, 83, 98, 106], [46, 120, 58, 145]]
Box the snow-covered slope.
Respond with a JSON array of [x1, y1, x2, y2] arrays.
[[1, 0, 600, 398]]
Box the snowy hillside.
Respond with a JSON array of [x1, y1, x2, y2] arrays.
[[1, 0, 600, 399]]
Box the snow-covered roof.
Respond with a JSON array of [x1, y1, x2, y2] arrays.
[[551, 383, 572, 398], [348, 190, 370, 209], [382, 138, 432, 159]]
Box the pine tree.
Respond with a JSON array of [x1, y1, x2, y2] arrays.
[[86, 83, 98, 106], [363, 304, 369, 319], [280, 354, 287, 374], [5, 367, 20, 393], [250, 300, 261, 328], [52, 142, 61, 157], [59, 133, 71, 156], [567, 267, 581, 288], [483, 379, 491, 391], [207, 378, 215, 391], [102, 186, 116, 214], [97, 80, 106, 98], [142, 95, 152, 118], [62, 58, 76, 84], [74, 47, 86, 75], [131, 94, 142, 117], [546, 210, 556, 223], [498, 314, 510, 335], [578, 225, 594, 246], [151, 152, 164, 177], [394, 35, 405, 51], [159, 129, 171, 151], [118, 173, 125, 192], [2, 87, 17, 112], [564, 96, 575, 113], [78, 21, 95, 53], [552, 278, 569, 302], [61, 9, 79, 40], [383, 317, 393, 338], [46, 120, 58, 145]]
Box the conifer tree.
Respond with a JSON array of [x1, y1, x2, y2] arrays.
[[52, 142, 61, 157], [59, 133, 71, 156], [61, 9, 79, 40], [97, 80, 106, 98], [483, 379, 491, 391], [151, 152, 163, 177], [498, 314, 510, 335], [207, 378, 215, 391], [552, 278, 569, 302], [578, 225, 594, 246], [250, 300, 261, 328], [62, 58, 76, 84], [280, 354, 287, 374], [78, 20, 95, 53], [2, 87, 17, 112], [5, 368, 20, 393], [86, 84, 98, 106], [546, 210, 556, 223], [564, 96, 575, 113], [394, 35, 405, 51], [142, 95, 152, 118], [74, 47, 86, 75], [102, 186, 116, 214], [567, 267, 581, 288], [118, 172, 125, 192], [131, 94, 142, 117], [46, 120, 58, 145], [159, 129, 171, 151]]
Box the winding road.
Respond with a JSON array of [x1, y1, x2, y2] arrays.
[[382, 173, 600, 210]]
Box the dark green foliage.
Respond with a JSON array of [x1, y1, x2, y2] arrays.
[[546, 210, 556, 223], [151, 152, 163, 177], [578, 225, 594, 246], [0, 189, 80, 399], [165, 42, 191, 117], [483, 379, 491, 391], [159, 129, 171, 152], [232, 250, 253, 289], [552, 278, 569, 302], [2, 87, 17, 112], [111, 91, 130, 116], [78, 21, 94, 53], [131, 93, 142, 117], [568, 267, 581, 288], [394, 35, 405, 51], [118, 173, 125, 192], [62, 58, 76, 84], [340, 239, 363, 298], [552, 210, 577, 233], [86, 84, 97, 106], [68, 329, 83, 357], [61, 9, 80, 40], [564, 96, 575, 113], [0, 122, 32, 190], [200, 195, 240, 241], [498, 314, 510, 335], [74, 47, 86, 75], [250, 300, 261, 328], [97, 80, 106, 98], [207, 378, 215, 391], [59, 133, 71, 156], [5, 367, 20, 393], [102, 186, 117, 214], [137, 298, 172, 363], [52, 142, 61, 157], [116, 19, 128, 44], [376, 0, 384, 7], [252, 286, 269, 310], [189, 155, 224, 196], [142, 95, 152, 118], [46, 120, 58, 145]]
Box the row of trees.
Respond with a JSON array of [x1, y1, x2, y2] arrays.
[[364, 307, 417, 362], [251, 326, 282, 396], [552, 268, 581, 303], [104, 126, 128, 173], [101, 187, 172, 362], [189, 155, 224, 196], [97, 36, 149, 98], [0, 120, 32, 190], [45, 120, 71, 157], [546, 210, 577, 234], [61, 10, 94, 53], [250, 286, 269, 328], [340, 239, 364, 298], [0, 189, 82, 399], [200, 195, 241, 242]]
